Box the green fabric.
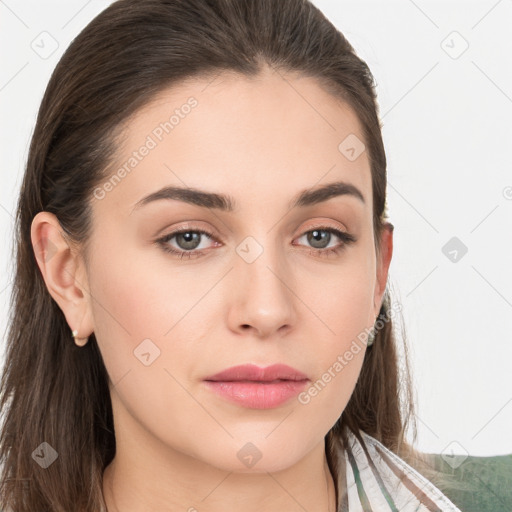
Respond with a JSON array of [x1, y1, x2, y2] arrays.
[[416, 453, 512, 512]]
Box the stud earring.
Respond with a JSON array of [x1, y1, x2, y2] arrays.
[[367, 329, 375, 347], [71, 329, 89, 346]]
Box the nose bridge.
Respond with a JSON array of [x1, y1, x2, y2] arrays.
[[230, 232, 296, 335]]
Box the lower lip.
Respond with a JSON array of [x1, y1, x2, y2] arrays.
[[203, 380, 309, 409]]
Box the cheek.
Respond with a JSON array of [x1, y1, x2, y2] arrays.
[[307, 255, 374, 343], [87, 247, 205, 439], [86, 246, 167, 377], [297, 230, 376, 329], [297, 261, 373, 422], [87, 243, 217, 382]]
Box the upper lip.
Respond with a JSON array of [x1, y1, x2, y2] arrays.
[[204, 364, 309, 382]]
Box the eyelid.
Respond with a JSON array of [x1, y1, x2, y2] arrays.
[[159, 219, 349, 239], [303, 221, 349, 234]]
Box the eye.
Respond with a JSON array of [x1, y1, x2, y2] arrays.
[[156, 227, 218, 259], [156, 225, 356, 260], [293, 226, 356, 258]]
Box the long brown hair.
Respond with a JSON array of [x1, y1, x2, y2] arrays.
[[0, 0, 416, 510]]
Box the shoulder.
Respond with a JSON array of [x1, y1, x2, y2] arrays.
[[334, 430, 462, 511]]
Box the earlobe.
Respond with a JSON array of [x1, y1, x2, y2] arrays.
[[30, 211, 94, 345]]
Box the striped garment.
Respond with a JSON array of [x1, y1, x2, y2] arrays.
[[334, 431, 462, 511]]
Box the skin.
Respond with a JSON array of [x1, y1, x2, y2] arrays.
[[31, 65, 392, 512]]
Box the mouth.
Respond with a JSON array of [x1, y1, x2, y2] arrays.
[[203, 364, 310, 409]]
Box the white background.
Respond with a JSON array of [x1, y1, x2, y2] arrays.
[[0, 0, 511, 457]]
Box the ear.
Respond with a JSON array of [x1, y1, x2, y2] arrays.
[[30, 211, 94, 346], [373, 222, 394, 318]]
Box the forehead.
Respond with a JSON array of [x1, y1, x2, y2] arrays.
[[94, 68, 371, 218]]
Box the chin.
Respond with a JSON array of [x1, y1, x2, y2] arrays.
[[197, 439, 309, 475]]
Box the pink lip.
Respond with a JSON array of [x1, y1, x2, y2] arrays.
[[204, 364, 309, 409]]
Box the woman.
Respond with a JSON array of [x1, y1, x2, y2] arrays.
[[0, 0, 461, 510]]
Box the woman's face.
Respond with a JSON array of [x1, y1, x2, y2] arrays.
[[75, 67, 392, 473]]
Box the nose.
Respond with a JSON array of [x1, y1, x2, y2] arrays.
[[227, 242, 297, 339]]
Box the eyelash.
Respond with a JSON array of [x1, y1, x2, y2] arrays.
[[156, 225, 356, 260]]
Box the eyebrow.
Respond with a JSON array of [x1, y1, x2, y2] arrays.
[[130, 180, 365, 214]]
